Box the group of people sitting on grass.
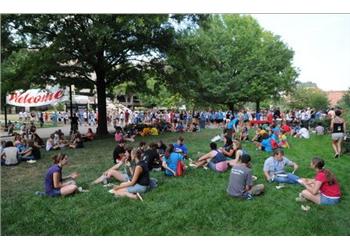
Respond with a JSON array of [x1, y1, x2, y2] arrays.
[[44, 136, 189, 199], [1, 131, 44, 166], [45, 128, 95, 151], [42, 127, 342, 206]]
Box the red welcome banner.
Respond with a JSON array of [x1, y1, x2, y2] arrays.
[[6, 85, 66, 107]]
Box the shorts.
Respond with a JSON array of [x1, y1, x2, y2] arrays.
[[47, 189, 61, 197], [207, 161, 227, 172], [121, 173, 129, 182], [320, 194, 340, 205], [332, 133, 344, 141], [127, 183, 148, 194]]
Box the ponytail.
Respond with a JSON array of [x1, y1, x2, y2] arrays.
[[312, 157, 336, 185], [52, 153, 67, 164]]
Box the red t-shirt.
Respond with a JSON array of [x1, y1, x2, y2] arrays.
[[315, 171, 341, 198], [267, 113, 273, 123], [281, 124, 291, 133]]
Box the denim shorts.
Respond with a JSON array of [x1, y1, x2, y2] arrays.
[[320, 194, 340, 205], [47, 189, 61, 197], [207, 161, 219, 172], [127, 184, 148, 194]]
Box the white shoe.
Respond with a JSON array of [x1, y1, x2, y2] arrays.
[[276, 184, 285, 190], [301, 205, 310, 211], [78, 187, 89, 193], [252, 175, 258, 181]]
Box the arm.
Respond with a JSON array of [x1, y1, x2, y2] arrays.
[[114, 165, 143, 190], [198, 151, 213, 162], [53, 172, 71, 188], [330, 119, 334, 132], [162, 161, 176, 176], [304, 180, 322, 195], [264, 171, 271, 182], [62, 172, 79, 180]]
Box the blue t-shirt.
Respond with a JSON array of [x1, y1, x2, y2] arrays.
[[45, 164, 62, 194], [227, 119, 238, 129], [173, 143, 188, 155], [162, 152, 184, 176], [261, 138, 273, 152]]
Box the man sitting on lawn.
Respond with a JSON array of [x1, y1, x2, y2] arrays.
[[227, 154, 264, 200], [263, 148, 300, 184]]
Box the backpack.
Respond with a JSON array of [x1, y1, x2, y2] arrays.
[[176, 160, 186, 176]]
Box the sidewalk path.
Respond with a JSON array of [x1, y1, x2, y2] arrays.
[[1, 124, 117, 140]]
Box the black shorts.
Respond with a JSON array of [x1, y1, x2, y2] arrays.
[[210, 119, 215, 123]]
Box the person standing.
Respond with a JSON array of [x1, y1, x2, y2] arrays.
[[330, 110, 346, 158]]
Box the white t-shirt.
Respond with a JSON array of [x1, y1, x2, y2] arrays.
[[3, 147, 19, 165], [298, 128, 310, 139]]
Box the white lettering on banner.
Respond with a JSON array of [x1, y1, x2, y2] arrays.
[[6, 86, 66, 107]]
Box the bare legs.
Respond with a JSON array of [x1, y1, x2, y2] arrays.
[[332, 139, 343, 157], [93, 169, 126, 184], [60, 180, 78, 196], [113, 187, 138, 199], [301, 189, 321, 204]]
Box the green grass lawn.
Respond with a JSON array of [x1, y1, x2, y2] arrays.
[[1, 128, 350, 235]]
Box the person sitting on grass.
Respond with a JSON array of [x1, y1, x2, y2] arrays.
[[115, 128, 135, 143], [219, 136, 235, 159], [93, 148, 132, 184], [45, 153, 79, 197], [143, 143, 162, 171], [69, 132, 84, 149], [254, 133, 273, 153], [263, 148, 300, 184], [33, 133, 45, 148], [297, 157, 341, 205], [227, 140, 247, 166], [113, 140, 126, 164], [138, 141, 147, 154], [278, 130, 290, 149], [19, 140, 41, 161], [157, 140, 167, 156], [82, 128, 95, 141], [315, 122, 325, 135], [239, 124, 249, 141], [173, 136, 188, 158], [46, 134, 60, 151], [162, 144, 184, 176], [175, 122, 185, 133], [1, 141, 19, 166], [227, 154, 265, 200], [251, 126, 267, 142], [112, 149, 150, 200], [191, 142, 228, 173], [295, 124, 310, 139]]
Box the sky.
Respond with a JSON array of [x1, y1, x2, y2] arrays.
[[252, 14, 350, 91]]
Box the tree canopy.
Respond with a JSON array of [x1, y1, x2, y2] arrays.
[[1, 14, 203, 135]]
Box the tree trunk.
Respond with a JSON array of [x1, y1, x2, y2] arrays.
[[228, 102, 234, 114], [256, 100, 260, 113], [95, 72, 109, 136]]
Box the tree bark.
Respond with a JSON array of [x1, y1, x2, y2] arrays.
[[95, 71, 109, 136], [228, 102, 234, 114], [256, 100, 260, 113]]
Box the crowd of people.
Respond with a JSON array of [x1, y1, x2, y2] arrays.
[[2, 106, 347, 208]]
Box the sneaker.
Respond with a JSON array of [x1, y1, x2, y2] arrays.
[[78, 187, 89, 193], [252, 175, 258, 181], [295, 192, 306, 202], [335, 154, 339, 159], [276, 184, 285, 190], [35, 191, 46, 196], [102, 176, 108, 185], [103, 183, 114, 188], [301, 205, 310, 211]]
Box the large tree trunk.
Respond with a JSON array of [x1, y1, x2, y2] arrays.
[[256, 100, 260, 113], [228, 102, 234, 114], [96, 71, 109, 136]]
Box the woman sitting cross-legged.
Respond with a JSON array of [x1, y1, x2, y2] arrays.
[[191, 142, 228, 173], [297, 157, 341, 205], [111, 149, 150, 200], [92, 148, 132, 184], [219, 136, 235, 159], [69, 132, 84, 149], [45, 153, 79, 197]]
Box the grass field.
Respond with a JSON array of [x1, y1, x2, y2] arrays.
[[1, 128, 350, 235]]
